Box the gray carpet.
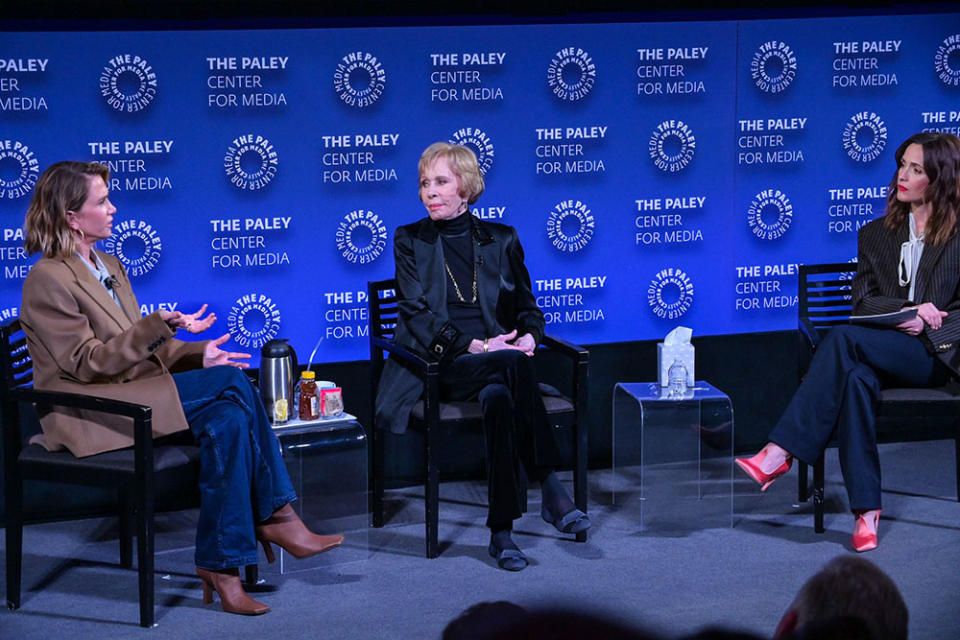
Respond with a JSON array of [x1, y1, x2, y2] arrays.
[[2, 439, 959, 639]]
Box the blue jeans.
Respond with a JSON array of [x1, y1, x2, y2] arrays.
[[173, 366, 296, 570]]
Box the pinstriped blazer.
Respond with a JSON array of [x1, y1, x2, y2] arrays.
[[853, 216, 960, 374]]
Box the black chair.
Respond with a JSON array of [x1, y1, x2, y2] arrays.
[[796, 263, 960, 532], [1, 317, 207, 627], [367, 279, 589, 558]]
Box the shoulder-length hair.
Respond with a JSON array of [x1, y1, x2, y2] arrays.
[[24, 161, 109, 259], [885, 132, 960, 246], [418, 142, 485, 205]]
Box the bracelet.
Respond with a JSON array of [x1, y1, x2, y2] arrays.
[[483, 338, 489, 353]]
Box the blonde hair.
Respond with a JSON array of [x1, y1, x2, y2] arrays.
[[418, 142, 485, 205], [24, 161, 110, 258]]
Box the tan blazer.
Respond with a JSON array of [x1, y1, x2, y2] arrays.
[[20, 251, 206, 457]]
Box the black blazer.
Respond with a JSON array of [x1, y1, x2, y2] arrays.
[[853, 216, 960, 374], [375, 214, 544, 434]]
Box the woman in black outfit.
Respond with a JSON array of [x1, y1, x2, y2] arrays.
[[375, 142, 590, 570]]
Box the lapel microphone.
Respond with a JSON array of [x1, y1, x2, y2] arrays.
[[102, 274, 121, 291]]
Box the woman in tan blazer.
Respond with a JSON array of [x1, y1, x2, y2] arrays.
[[21, 161, 342, 615]]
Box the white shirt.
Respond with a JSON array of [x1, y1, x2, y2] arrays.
[[77, 251, 122, 308], [898, 213, 925, 302]]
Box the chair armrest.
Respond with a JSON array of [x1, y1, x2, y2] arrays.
[[7, 386, 154, 465], [539, 334, 589, 364], [371, 337, 440, 376]]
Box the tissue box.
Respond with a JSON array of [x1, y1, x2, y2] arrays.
[[658, 342, 695, 387]]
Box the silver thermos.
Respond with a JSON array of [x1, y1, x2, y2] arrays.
[[260, 338, 297, 425]]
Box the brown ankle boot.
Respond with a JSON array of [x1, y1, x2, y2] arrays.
[[255, 504, 344, 563], [196, 567, 270, 615]]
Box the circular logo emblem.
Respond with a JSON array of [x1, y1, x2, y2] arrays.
[[224, 134, 279, 190], [226, 293, 282, 349], [99, 54, 158, 113], [103, 219, 162, 277], [750, 41, 797, 93], [333, 51, 386, 108], [450, 127, 495, 175], [546, 47, 596, 101], [546, 200, 595, 252], [0, 140, 39, 200], [934, 34, 960, 87], [335, 210, 387, 264], [747, 189, 793, 240], [649, 120, 696, 173], [842, 112, 887, 163], [647, 268, 694, 320]]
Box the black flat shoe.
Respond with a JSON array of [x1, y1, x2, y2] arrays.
[[487, 541, 528, 571], [541, 507, 591, 534]]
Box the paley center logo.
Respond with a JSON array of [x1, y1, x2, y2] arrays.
[[336, 209, 387, 264], [934, 34, 960, 87], [103, 219, 162, 277], [546, 199, 595, 252], [747, 189, 793, 240], [450, 127, 494, 175], [0, 140, 39, 199], [750, 41, 797, 93], [842, 112, 887, 163], [227, 293, 281, 349], [99, 54, 158, 113], [333, 51, 386, 107], [547, 47, 596, 101], [224, 134, 279, 190], [649, 120, 696, 173], [647, 267, 694, 320]]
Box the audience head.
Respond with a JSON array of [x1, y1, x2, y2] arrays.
[[24, 161, 111, 258], [442, 602, 658, 640], [774, 555, 908, 640], [418, 142, 485, 206]]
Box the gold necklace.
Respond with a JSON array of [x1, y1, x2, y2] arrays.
[[444, 257, 477, 303]]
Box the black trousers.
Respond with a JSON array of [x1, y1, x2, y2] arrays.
[[441, 349, 561, 529], [767, 324, 949, 511]]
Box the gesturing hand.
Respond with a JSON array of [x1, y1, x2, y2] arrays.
[[203, 333, 251, 369], [160, 304, 217, 334]]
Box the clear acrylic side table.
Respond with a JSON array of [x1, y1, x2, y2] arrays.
[[272, 418, 369, 573], [612, 382, 734, 532]]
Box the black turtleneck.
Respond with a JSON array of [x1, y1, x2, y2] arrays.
[[437, 212, 485, 345]]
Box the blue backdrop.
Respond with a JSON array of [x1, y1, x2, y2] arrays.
[[1, 13, 959, 365]]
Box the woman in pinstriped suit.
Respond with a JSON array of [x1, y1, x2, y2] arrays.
[[736, 132, 960, 552]]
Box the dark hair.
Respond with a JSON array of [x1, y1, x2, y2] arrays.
[[789, 556, 907, 640], [884, 132, 960, 246], [24, 161, 110, 258]]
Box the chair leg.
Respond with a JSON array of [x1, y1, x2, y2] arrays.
[[813, 454, 825, 534], [425, 441, 439, 560], [798, 460, 809, 503], [244, 564, 259, 586], [574, 419, 588, 544], [135, 482, 155, 627], [5, 467, 23, 610], [371, 424, 385, 528], [118, 485, 134, 569], [954, 437, 959, 502]]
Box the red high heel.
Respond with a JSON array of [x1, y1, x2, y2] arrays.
[[852, 510, 881, 552], [255, 504, 344, 563], [735, 449, 792, 491], [196, 567, 270, 616]]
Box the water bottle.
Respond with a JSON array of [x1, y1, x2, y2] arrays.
[[668, 359, 687, 396]]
